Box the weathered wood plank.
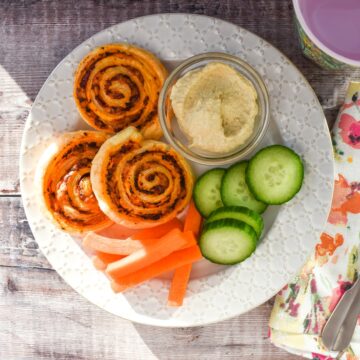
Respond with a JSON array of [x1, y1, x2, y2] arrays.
[[1, 0, 360, 194], [0, 197, 50, 269], [0, 64, 31, 194], [0, 265, 302, 360]]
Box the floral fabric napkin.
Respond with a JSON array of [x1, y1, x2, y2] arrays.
[[269, 81, 360, 360]]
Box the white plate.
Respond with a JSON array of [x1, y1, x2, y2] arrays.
[[20, 14, 334, 327]]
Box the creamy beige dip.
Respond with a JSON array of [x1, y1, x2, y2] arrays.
[[170, 62, 258, 153]]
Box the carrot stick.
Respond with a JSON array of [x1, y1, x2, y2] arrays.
[[167, 263, 192, 307], [184, 201, 202, 237], [106, 229, 194, 278], [84, 218, 183, 255], [178, 231, 197, 250], [83, 232, 152, 255], [110, 245, 202, 293], [92, 252, 126, 271], [133, 218, 183, 241], [96, 223, 138, 239]]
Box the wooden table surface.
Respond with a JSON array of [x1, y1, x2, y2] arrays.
[[1, 1, 360, 359]]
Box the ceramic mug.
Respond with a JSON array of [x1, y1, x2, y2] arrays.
[[292, 0, 360, 70]]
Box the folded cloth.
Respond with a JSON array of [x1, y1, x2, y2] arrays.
[[269, 82, 360, 360]]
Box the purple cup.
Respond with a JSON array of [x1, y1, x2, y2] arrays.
[[293, 0, 360, 69]]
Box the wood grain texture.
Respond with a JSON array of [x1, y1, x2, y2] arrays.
[[1, 0, 358, 358], [0, 266, 299, 360], [0, 197, 50, 270], [0, 65, 31, 194]]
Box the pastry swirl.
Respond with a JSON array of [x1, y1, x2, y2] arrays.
[[74, 43, 167, 139], [41, 131, 112, 233], [91, 127, 194, 228]]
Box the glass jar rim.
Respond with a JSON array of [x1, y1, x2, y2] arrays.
[[158, 52, 270, 166]]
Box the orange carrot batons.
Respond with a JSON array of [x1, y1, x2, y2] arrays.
[[92, 252, 126, 271], [106, 229, 193, 278], [134, 218, 183, 240], [83, 233, 152, 255], [167, 264, 192, 307], [96, 223, 138, 239], [111, 246, 202, 293], [184, 200, 202, 236]]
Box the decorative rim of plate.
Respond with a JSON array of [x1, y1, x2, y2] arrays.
[[20, 13, 334, 327]]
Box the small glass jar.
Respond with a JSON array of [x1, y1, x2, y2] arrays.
[[158, 52, 270, 166]]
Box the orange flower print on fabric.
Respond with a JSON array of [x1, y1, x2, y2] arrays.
[[328, 174, 360, 225], [316, 232, 344, 258], [345, 354, 358, 360]]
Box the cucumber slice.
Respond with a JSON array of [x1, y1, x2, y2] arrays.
[[207, 206, 264, 238], [200, 219, 257, 265], [221, 161, 268, 213], [246, 145, 304, 205], [194, 168, 225, 218]]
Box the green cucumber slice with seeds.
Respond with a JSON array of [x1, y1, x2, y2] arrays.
[[199, 219, 257, 265], [193, 168, 225, 218], [207, 206, 264, 238], [221, 161, 268, 214], [246, 145, 304, 205]]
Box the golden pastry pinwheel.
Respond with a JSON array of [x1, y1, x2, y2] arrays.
[[74, 43, 167, 139], [40, 131, 112, 233], [91, 127, 194, 229]]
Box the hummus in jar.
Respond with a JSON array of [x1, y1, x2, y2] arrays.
[[170, 62, 258, 153]]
